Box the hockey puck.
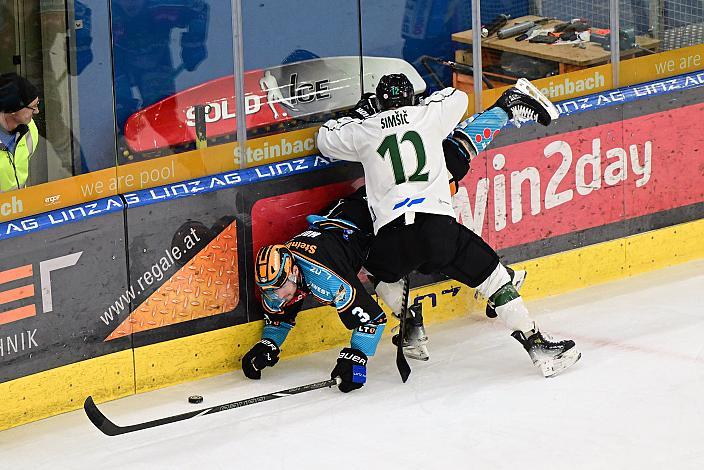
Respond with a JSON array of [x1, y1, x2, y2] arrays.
[[188, 395, 203, 404]]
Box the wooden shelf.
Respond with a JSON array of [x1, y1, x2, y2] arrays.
[[452, 15, 660, 72]]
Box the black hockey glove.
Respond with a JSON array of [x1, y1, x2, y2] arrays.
[[242, 338, 280, 380], [348, 93, 379, 120], [330, 347, 367, 393]]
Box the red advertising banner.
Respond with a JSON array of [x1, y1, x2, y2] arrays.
[[453, 102, 704, 249], [251, 180, 361, 254]]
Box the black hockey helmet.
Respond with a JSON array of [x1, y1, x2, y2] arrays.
[[375, 73, 414, 110]]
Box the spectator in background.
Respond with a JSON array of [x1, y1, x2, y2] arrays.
[[401, 0, 472, 89], [0, 73, 40, 192], [112, 0, 210, 133], [0, 4, 16, 74]]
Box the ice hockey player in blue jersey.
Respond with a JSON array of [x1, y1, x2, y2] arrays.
[[244, 187, 384, 393]]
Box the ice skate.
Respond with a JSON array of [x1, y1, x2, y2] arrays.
[[485, 267, 527, 318], [511, 327, 581, 377], [392, 304, 430, 361], [493, 78, 560, 127]]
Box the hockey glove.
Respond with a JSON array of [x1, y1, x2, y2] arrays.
[[330, 347, 367, 393], [348, 93, 379, 120], [242, 338, 280, 380]]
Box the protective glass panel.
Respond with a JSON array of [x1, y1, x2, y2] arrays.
[[0, 0, 117, 221], [454, 1, 620, 108], [111, 0, 239, 192], [241, 0, 362, 168], [620, 0, 703, 86], [361, 0, 470, 96]]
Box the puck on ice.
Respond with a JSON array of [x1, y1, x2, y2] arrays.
[[188, 395, 203, 404]]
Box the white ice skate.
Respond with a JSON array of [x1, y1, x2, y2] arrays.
[[392, 304, 430, 361], [512, 328, 581, 377], [514, 78, 560, 122], [494, 78, 560, 127]]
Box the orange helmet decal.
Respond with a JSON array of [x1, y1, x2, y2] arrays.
[[255, 244, 294, 290]]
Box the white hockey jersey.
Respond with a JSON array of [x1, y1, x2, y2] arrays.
[[317, 87, 468, 234]]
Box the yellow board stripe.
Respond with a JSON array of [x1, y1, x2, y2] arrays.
[[0, 350, 135, 430], [2, 217, 703, 431]]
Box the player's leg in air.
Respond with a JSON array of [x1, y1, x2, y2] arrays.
[[444, 78, 559, 199]]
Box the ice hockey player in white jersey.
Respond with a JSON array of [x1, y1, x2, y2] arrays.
[[318, 75, 580, 378], [318, 77, 466, 234]]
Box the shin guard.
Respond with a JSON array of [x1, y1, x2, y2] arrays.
[[452, 107, 509, 154]]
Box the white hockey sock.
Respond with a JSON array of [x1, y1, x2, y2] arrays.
[[375, 280, 405, 315], [475, 264, 511, 299], [477, 264, 535, 333], [494, 297, 535, 334]]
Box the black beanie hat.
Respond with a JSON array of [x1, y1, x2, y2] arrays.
[[0, 73, 40, 114]]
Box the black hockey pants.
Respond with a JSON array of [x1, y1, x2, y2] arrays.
[[364, 213, 500, 288]]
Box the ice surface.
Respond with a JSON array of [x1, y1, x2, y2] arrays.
[[2, 260, 703, 470]]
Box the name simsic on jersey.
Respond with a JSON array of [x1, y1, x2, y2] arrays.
[[317, 87, 469, 233]]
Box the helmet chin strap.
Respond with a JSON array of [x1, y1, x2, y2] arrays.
[[285, 266, 305, 296]]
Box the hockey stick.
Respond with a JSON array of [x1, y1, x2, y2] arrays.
[[395, 275, 412, 383], [84, 378, 338, 436]]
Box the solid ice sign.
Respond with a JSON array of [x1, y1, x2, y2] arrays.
[[124, 56, 425, 153]]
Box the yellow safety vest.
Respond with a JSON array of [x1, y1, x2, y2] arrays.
[[0, 120, 38, 192]]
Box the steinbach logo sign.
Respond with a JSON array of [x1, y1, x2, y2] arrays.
[[0, 252, 82, 326]]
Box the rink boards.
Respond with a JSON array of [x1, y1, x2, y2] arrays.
[[1, 71, 704, 431]]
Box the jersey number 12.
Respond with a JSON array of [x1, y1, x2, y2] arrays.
[[376, 131, 429, 185]]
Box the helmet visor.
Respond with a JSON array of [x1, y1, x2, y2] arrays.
[[260, 274, 297, 311], [261, 288, 288, 311]]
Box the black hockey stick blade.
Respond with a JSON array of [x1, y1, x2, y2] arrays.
[[396, 339, 411, 383], [84, 378, 338, 436], [396, 275, 412, 383]]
